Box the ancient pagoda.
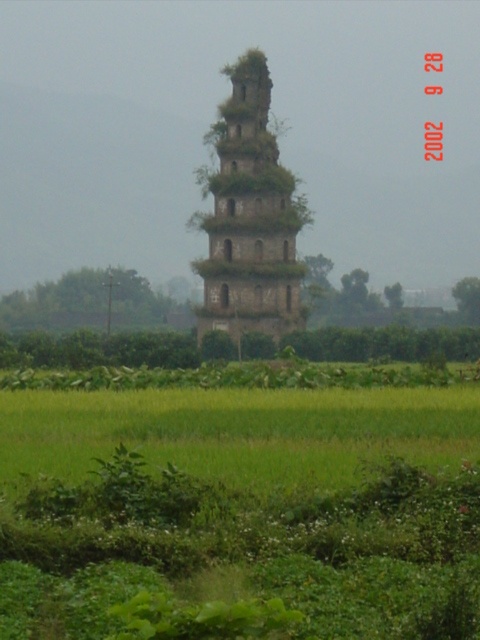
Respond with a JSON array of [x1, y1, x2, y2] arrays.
[[192, 49, 311, 346]]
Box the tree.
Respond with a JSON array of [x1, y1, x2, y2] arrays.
[[333, 268, 384, 322], [384, 282, 404, 311], [339, 268, 370, 308], [34, 267, 162, 314], [0, 290, 33, 330], [304, 254, 334, 291], [452, 277, 480, 325], [0, 266, 177, 332], [0, 332, 19, 367], [302, 254, 335, 324]]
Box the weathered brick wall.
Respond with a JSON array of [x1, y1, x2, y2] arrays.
[[231, 76, 270, 115], [209, 233, 296, 263], [216, 195, 289, 218], [204, 277, 302, 315], [220, 157, 255, 175]]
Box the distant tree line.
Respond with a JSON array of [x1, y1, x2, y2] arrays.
[[0, 267, 193, 333], [2, 262, 479, 334], [303, 254, 480, 328]]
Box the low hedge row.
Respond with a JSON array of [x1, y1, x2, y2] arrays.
[[1, 326, 480, 370]]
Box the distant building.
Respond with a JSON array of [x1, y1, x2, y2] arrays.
[[193, 50, 309, 345]]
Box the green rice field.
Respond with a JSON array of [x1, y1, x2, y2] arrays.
[[1, 386, 479, 496]]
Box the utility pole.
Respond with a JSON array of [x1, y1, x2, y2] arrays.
[[233, 295, 242, 362], [102, 269, 120, 338]]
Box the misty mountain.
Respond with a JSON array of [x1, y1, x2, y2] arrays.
[[0, 81, 206, 293], [1, 81, 479, 295]]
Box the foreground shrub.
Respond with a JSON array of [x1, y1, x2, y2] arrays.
[[0, 519, 210, 577], [89, 445, 212, 527], [16, 444, 225, 528], [107, 590, 302, 640], [406, 572, 479, 639], [0, 561, 56, 639], [58, 561, 171, 640], [253, 555, 480, 640], [351, 456, 434, 516]]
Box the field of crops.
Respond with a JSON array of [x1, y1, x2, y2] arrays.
[[1, 385, 480, 494], [1, 365, 480, 638]]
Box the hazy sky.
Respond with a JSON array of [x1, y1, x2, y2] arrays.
[[1, 0, 479, 292]]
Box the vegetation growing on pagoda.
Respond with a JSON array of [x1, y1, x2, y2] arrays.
[[208, 165, 296, 197], [216, 131, 279, 159], [217, 99, 257, 121], [191, 259, 308, 280], [187, 195, 313, 234], [220, 48, 268, 80], [192, 47, 313, 221]]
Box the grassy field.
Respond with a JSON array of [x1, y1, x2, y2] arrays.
[[1, 386, 480, 496]]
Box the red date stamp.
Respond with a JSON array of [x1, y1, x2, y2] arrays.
[[424, 52, 443, 161]]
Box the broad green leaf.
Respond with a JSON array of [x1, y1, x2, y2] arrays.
[[195, 600, 229, 622]]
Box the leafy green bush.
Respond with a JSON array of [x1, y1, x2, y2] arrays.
[[352, 457, 433, 516], [105, 332, 200, 369], [0, 517, 209, 576], [17, 444, 221, 529], [407, 572, 479, 639], [241, 332, 276, 360], [0, 561, 56, 639], [253, 555, 480, 640], [0, 333, 21, 368], [201, 330, 237, 362], [107, 590, 302, 640], [59, 561, 172, 640], [16, 475, 88, 523], [17, 331, 60, 368], [0, 330, 200, 370]]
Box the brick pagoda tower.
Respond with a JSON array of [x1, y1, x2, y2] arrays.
[[193, 49, 310, 346]]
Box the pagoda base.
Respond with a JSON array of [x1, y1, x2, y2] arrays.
[[196, 314, 305, 347]]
